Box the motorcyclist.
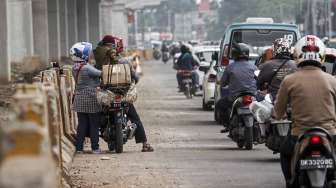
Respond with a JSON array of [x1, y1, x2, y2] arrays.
[[176, 44, 200, 92], [161, 42, 169, 53], [220, 43, 258, 131], [257, 38, 297, 99], [94, 35, 154, 152], [273, 35, 336, 187]]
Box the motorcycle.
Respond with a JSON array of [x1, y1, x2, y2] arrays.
[[179, 70, 196, 99], [100, 90, 137, 153], [290, 127, 336, 188], [228, 93, 261, 150], [153, 49, 161, 60], [162, 51, 170, 63]]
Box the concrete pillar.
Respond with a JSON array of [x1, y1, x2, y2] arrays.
[[88, 0, 100, 46], [32, 0, 49, 64], [77, 0, 89, 41], [67, 0, 78, 48], [59, 0, 68, 57], [47, 0, 61, 61], [0, 0, 9, 83], [7, 0, 34, 62]]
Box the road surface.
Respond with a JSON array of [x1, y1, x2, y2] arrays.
[[70, 60, 285, 188]]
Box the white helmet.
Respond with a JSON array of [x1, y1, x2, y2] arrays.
[[69, 42, 93, 62], [294, 35, 326, 65]]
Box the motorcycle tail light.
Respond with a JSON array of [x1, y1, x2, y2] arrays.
[[208, 74, 216, 83], [310, 135, 322, 145], [242, 96, 253, 106]]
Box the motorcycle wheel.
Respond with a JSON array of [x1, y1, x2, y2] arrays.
[[115, 123, 124, 153], [245, 126, 253, 150], [237, 141, 244, 149]]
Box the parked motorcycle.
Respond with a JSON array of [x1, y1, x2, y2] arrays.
[[100, 91, 137, 153], [179, 70, 196, 99], [228, 94, 261, 150], [162, 51, 170, 64], [290, 127, 336, 188]]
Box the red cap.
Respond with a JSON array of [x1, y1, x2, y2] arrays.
[[101, 35, 116, 45]]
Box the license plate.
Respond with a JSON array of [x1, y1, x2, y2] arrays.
[[112, 102, 121, 108], [300, 158, 334, 170]]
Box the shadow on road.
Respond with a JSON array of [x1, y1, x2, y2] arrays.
[[178, 120, 218, 126], [243, 157, 280, 163]]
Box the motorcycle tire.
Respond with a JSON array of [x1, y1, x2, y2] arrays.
[[245, 126, 253, 150], [115, 123, 124, 153], [237, 140, 245, 149]]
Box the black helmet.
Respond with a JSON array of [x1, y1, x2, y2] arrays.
[[231, 43, 250, 60]]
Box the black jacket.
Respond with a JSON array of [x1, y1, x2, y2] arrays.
[[257, 58, 297, 98]]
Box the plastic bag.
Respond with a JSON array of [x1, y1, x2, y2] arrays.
[[249, 100, 273, 123], [96, 89, 115, 107], [125, 83, 137, 103]]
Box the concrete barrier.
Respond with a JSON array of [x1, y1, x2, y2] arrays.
[[0, 84, 59, 188]]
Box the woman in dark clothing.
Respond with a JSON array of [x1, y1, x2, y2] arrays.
[[70, 42, 102, 154]]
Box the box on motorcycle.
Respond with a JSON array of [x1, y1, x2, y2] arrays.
[[101, 64, 132, 89]]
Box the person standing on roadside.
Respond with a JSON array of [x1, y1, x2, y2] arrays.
[[70, 42, 102, 154], [93, 35, 154, 152]]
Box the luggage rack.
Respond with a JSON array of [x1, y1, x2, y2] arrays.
[[100, 84, 130, 95]]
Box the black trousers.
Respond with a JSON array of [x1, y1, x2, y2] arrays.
[[127, 103, 147, 143], [76, 112, 100, 151], [280, 135, 298, 187], [216, 96, 235, 126]]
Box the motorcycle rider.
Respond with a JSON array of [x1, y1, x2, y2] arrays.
[[274, 35, 336, 187], [176, 44, 200, 92], [220, 43, 258, 131], [94, 35, 154, 152], [257, 38, 297, 99]]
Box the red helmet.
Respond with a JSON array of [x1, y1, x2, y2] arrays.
[[101, 35, 124, 54]]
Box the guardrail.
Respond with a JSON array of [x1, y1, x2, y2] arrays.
[[0, 66, 76, 188]]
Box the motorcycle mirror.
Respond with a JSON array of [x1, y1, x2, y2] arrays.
[[265, 94, 273, 103]]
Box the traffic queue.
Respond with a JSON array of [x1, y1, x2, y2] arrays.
[[164, 18, 336, 188]]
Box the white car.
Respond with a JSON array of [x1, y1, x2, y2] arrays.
[[200, 60, 217, 110], [193, 46, 220, 110], [192, 45, 220, 90]]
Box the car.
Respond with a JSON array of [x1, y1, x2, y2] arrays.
[[192, 45, 220, 90], [200, 58, 218, 110], [213, 18, 301, 124]]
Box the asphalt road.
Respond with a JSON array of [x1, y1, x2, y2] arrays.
[[70, 60, 285, 188]]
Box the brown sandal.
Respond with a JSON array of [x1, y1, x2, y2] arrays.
[[142, 144, 154, 152]]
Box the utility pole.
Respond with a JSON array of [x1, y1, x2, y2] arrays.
[[328, 0, 333, 38], [311, 0, 317, 35]]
